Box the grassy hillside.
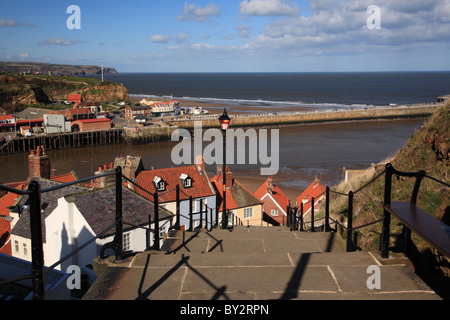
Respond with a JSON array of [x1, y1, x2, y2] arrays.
[[325, 102, 449, 297], [0, 74, 128, 113]]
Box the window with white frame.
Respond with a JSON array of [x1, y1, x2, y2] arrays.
[[123, 232, 131, 251], [14, 240, 19, 254], [244, 207, 253, 219], [23, 243, 28, 257], [271, 209, 279, 216]]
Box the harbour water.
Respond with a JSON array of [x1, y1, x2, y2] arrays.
[[0, 118, 425, 198], [1, 72, 440, 198]]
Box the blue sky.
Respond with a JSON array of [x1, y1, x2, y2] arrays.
[[1, 0, 450, 72]]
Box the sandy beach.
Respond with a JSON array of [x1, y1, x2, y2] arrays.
[[130, 96, 314, 115]]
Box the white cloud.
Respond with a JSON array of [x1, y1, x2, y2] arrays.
[[174, 33, 189, 43], [38, 37, 85, 46], [0, 18, 17, 27], [237, 0, 450, 57], [235, 25, 252, 38], [0, 18, 38, 28], [178, 2, 220, 22], [148, 34, 171, 43], [239, 0, 298, 17]]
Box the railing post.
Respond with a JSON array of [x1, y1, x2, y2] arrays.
[[300, 203, 304, 231], [215, 204, 219, 228], [28, 180, 45, 300], [189, 196, 193, 232], [153, 190, 160, 250], [325, 186, 330, 232], [381, 164, 392, 259], [205, 203, 209, 230], [209, 208, 213, 231], [346, 191, 354, 252], [310, 197, 315, 232], [287, 204, 292, 231], [175, 184, 180, 230], [199, 199, 203, 229], [115, 166, 123, 260]]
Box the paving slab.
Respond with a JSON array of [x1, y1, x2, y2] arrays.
[[84, 227, 442, 300]]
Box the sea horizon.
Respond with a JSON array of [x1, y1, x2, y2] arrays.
[[90, 71, 450, 108]]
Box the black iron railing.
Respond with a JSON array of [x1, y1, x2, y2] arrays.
[[287, 163, 449, 255], [0, 167, 191, 299], [1, 162, 447, 300]]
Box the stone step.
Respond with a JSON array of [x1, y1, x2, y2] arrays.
[[84, 227, 442, 300], [162, 228, 346, 254], [85, 251, 439, 300]]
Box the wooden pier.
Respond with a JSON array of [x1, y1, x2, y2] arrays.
[[0, 129, 124, 155]]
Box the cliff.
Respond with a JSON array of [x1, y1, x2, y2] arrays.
[[0, 74, 128, 113], [0, 61, 117, 76]]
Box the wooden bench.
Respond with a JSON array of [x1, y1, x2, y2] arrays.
[[381, 163, 450, 259], [384, 202, 450, 258]]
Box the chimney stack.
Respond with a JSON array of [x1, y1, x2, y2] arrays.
[[195, 153, 205, 173], [225, 166, 233, 189], [266, 177, 273, 194], [28, 146, 50, 180]]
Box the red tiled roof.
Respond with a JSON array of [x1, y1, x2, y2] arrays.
[[296, 179, 327, 215], [72, 118, 111, 124], [134, 165, 215, 203], [210, 180, 238, 211], [211, 170, 261, 212], [51, 171, 78, 184], [63, 108, 92, 115], [0, 184, 25, 255], [0, 115, 14, 121], [68, 94, 82, 101], [254, 178, 289, 213]]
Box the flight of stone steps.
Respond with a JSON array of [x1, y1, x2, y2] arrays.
[[84, 226, 441, 300]]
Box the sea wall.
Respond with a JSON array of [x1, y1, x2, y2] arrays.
[[123, 125, 177, 144], [166, 104, 439, 129]]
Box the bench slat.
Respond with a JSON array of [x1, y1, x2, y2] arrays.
[[385, 201, 450, 258]]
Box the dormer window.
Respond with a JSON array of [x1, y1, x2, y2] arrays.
[[153, 176, 166, 192], [180, 173, 192, 188]]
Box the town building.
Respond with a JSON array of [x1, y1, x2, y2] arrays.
[[78, 100, 103, 115], [71, 118, 111, 132], [124, 105, 152, 121], [125, 100, 181, 120], [254, 177, 290, 226], [130, 156, 216, 230], [43, 114, 72, 134], [2, 147, 174, 290], [296, 178, 327, 217], [0, 114, 15, 133], [9, 179, 173, 279], [68, 94, 82, 106], [151, 100, 180, 118], [211, 166, 263, 227], [0, 114, 15, 125], [0, 147, 78, 256]]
